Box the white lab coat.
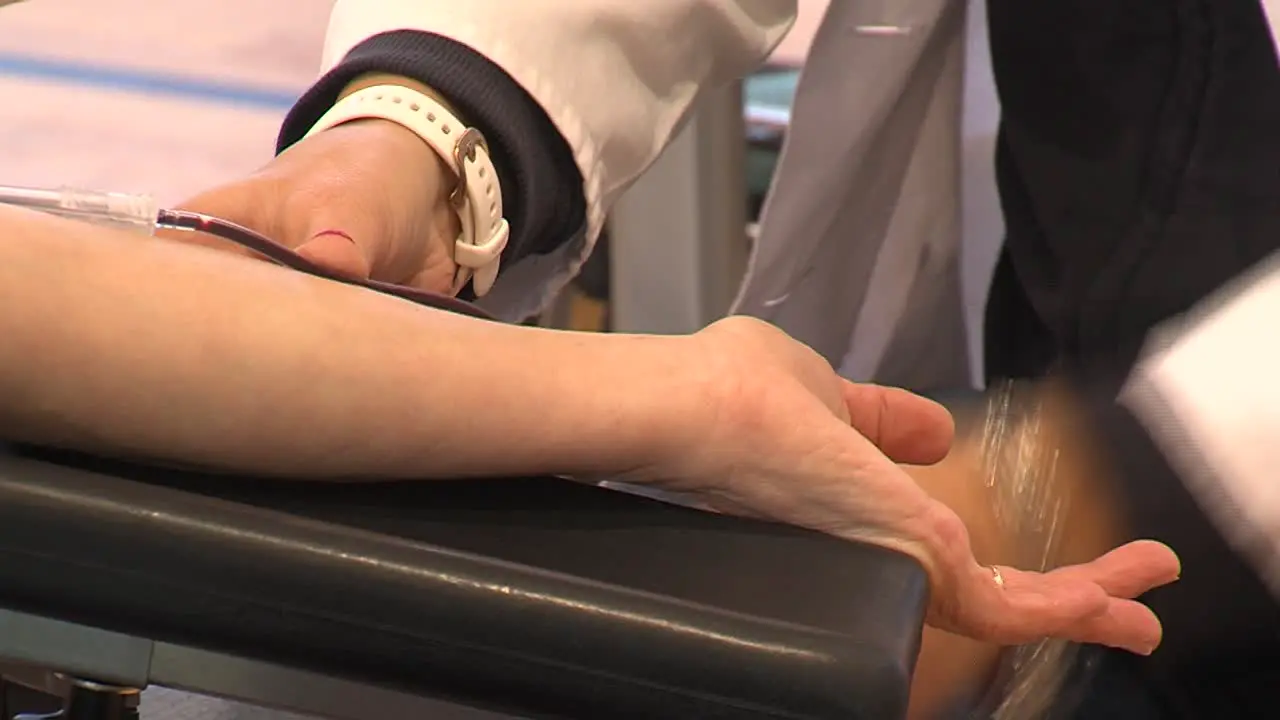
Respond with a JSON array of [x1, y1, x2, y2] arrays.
[[322, 0, 975, 390], [324, 0, 1280, 600]]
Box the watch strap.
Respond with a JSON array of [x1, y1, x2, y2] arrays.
[[303, 84, 509, 297]]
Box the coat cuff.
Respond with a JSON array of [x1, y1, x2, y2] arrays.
[[277, 30, 586, 274]]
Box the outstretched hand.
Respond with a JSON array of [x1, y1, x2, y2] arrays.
[[901, 498, 1176, 654], [836, 381, 1177, 654], [646, 316, 1180, 654]]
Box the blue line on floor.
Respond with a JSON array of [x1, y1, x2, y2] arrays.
[[0, 52, 301, 110]]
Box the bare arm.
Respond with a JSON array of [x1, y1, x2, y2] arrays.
[[0, 205, 702, 479]]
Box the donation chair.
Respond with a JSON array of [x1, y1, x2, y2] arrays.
[[0, 442, 928, 720]]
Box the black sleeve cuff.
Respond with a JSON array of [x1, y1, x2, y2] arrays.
[[277, 29, 587, 273]]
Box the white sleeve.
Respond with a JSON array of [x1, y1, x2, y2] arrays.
[[1120, 253, 1280, 599], [321, 0, 796, 243]]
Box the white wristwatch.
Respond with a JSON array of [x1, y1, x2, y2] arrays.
[[302, 84, 510, 297]]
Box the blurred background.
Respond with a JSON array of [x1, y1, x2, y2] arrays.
[[0, 0, 827, 201], [0, 0, 322, 203]]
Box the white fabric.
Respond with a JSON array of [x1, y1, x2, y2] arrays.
[[733, 0, 973, 389], [1122, 255, 1280, 599], [322, 0, 794, 320], [322, 0, 975, 384]]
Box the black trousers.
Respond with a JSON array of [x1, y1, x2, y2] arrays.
[[982, 0, 1280, 716]]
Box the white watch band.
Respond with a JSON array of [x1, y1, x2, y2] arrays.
[[302, 84, 510, 297]]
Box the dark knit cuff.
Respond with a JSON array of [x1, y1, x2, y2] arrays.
[[278, 30, 586, 272]]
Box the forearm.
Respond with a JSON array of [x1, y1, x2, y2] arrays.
[[0, 206, 700, 479]]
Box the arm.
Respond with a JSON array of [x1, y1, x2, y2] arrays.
[[0, 205, 702, 478], [0, 205, 1178, 662], [275, 0, 796, 308]]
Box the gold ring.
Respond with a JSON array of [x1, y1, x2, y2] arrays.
[[990, 565, 1006, 589]]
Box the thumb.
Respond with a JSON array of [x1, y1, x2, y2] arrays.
[[288, 195, 425, 284], [841, 382, 955, 465], [295, 229, 373, 280]]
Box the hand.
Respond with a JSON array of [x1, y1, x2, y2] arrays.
[[640, 316, 1179, 654], [169, 119, 460, 293]]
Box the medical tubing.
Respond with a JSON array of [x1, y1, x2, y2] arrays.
[[0, 183, 499, 321], [0, 185, 160, 236]]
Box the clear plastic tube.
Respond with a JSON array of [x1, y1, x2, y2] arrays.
[[0, 184, 159, 235], [0, 183, 498, 320]]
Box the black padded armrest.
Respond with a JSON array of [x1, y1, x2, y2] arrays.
[[0, 445, 927, 720]]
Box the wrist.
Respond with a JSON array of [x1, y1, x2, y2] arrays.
[[315, 113, 452, 187], [459, 329, 714, 482], [312, 77, 509, 295], [339, 73, 466, 123], [316, 74, 461, 197], [567, 333, 724, 485]]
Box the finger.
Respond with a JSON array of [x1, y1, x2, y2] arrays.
[[1007, 566, 1165, 654], [985, 562, 1169, 655], [841, 382, 954, 464], [1051, 540, 1182, 599], [970, 564, 1109, 643], [285, 192, 396, 280], [295, 229, 373, 280], [1059, 597, 1164, 655], [290, 198, 447, 289]]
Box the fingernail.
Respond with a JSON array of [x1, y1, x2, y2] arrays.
[[1136, 639, 1160, 656], [309, 229, 355, 245]]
